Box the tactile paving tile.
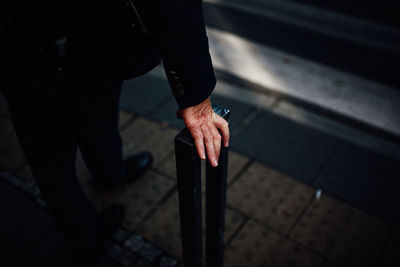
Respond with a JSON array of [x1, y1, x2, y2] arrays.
[[227, 162, 314, 234], [224, 220, 323, 267], [381, 226, 400, 267], [137, 192, 245, 259], [313, 142, 400, 224], [121, 118, 178, 165], [84, 170, 175, 230], [155, 149, 249, 185], [290, 196, 391, 267], [119, 111, 133, 128]]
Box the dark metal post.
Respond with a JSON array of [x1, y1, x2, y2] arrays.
[[175, 129, 203, 267], [175, 106, 230, 267], [205, 144, 228, 267]]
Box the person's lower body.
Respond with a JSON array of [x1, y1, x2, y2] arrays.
[[1, 79, 126, 255]]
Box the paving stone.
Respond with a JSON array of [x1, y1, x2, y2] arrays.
[[149, 97, 185, 130], [85, 170, 175, 230], [154, 151, 176, 179], [155, 149, 249, 185], [120, 111, 134, 127], [158, 256, 179, 267], [137, 192, 244, 259], [113, 228, 130, 242], [136, 193, 182, 259], [223, 150, 250, 183], [138, 242, 163, 263], [125, 234, 145, 252], [290, 195, 391, 267], [106, 244, 124, 260], [224, 220, 323, 267], [313, 142, 400, 224], [231, 111, 340, 184], [118, 251, 138, 267], [0, 133, 26, 172], [381, 226, 400, 267], [228, 162, 314, 234], [121, 117, 178, 165], [120, 75, 172, 115]]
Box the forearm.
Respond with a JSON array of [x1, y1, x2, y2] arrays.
[[153, 0, 216, 109]]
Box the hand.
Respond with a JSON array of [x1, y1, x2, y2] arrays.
[[177, 97, 230, 167]]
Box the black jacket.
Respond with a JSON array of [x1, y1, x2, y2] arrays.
[[0, 0, 216, 109]]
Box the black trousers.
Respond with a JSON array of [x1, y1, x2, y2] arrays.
[[1, 79, 124, 253]]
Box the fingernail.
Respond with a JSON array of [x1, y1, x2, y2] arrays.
[[225, 142, 229, 147], [202, 153, 206, 160], [213, 160, 218, 166]]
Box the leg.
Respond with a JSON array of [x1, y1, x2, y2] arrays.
[[73, 80, 126, 188], [1, 80, 104, 254]]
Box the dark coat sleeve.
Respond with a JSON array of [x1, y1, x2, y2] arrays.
[[153, 0, 216, 109]]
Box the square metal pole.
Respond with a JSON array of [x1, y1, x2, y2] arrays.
[[205, 144, 228, 267], [175, 106, 230, 267], [175, 129, 203, 267]]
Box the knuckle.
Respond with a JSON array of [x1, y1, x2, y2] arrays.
[[205, 137, 213, 144], [203, 131, 212, 140], [205, 137, 213, 145]]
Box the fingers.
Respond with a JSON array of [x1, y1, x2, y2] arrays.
[[213, 114, 230, 147], [192, 129, 206, 160], [209, 124, 221, 162], [186, 112, 229, 168], [203, 124, 218, 167]]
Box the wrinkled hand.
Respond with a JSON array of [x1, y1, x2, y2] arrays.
[[177, 97, 230, 167]]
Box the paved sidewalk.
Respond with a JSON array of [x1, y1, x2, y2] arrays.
[[1, 76, 400, 267]]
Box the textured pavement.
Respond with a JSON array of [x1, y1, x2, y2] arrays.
[[1, 72, 400, 267]]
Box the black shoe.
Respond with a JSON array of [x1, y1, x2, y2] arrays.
[[93, 151, 153, 191], [124, 151, 153, 183]]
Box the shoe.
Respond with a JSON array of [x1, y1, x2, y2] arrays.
[[123, 151, 154, 183], [92, 151, 153, 191]]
